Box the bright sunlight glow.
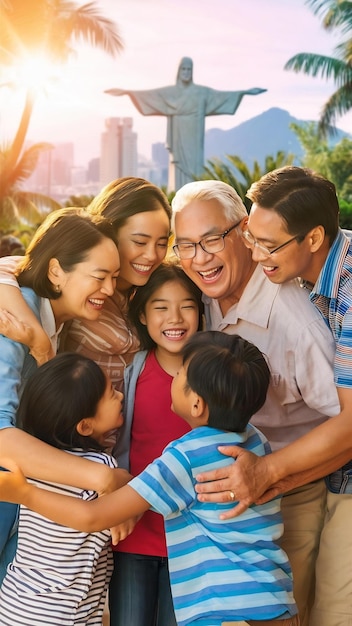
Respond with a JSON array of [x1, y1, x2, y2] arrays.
[[12, 54, 61, 94]]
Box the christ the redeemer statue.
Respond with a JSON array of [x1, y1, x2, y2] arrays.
[[105, 57, 267, 191]]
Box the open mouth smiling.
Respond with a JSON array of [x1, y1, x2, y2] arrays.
[[163, 329, 187, 339], [132, 263, 153, 273], [88, 298, 106, 309], [198, 266, 223, 281]]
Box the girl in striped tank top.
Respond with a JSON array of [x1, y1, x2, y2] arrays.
[[0, 352, 125, 626]]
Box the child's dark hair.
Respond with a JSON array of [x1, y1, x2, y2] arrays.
[[128, 262, 204, 350], [181, 331, 270, 432], [17, 353, 107, 451]]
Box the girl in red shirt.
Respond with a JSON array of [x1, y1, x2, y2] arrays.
[[110, 262, 203, 626]]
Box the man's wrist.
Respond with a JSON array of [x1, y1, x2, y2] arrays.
[[265, 451, 285, 485]]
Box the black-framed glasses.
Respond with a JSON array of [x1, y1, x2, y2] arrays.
[[242, 230, 306, 258], [173, 221, 241, 260]]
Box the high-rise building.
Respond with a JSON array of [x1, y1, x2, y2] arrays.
[[151, 142, 169, 187], [100, 117, 138, 185], [87, 158, 100, 183]]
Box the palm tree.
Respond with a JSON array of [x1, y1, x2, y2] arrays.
[[0, 0, 123, 216], [199, 151, 295, 209], [0, 142, 61, 230], [289, 121, 332, 175], [285, 0, 352, 135], [291, 120, 352, 195], [64, 194, 95, 208]]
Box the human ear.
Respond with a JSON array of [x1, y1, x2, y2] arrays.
[[240, 216, 249, 232], [139, 311, 147, 326], [76, 418, 94, 437], [48, 258, 65, 290], [307, 226, 325, 252], [191, 393, 208, 423]]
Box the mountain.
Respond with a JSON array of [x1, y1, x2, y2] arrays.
[[204, 107, 351, 167]]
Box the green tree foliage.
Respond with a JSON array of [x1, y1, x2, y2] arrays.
[[290, 120, 352, 199], [290, 121, 331, 176], [338, 197, 352, 228], [329, 137, 352, 197], [63, 194, 94, 208], [285, 0, 352, 135], [198, 151, 295, 209], [290, 119, 352, 226]]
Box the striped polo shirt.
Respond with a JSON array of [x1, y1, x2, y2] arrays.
[[309, 229, 352, 388], [130, 425, 297, 626]]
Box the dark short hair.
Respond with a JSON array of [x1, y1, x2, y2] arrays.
[[247, 166, 339, 244], [0, 235, 25, 257], [17, 353, 107, 451], [181, 331, 270, 432], [16, 207, 118, 299], [128, 262, 204, 350], [88, 177, 172, 233]]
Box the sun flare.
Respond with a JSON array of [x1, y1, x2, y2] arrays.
[[11, 54, 62, 94]]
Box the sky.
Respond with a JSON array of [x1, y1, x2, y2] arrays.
[[2, 0, 352, 167]]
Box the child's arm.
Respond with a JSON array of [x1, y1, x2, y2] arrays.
[[0, 257, 52, 363], [0, 458, 149, 532], [0, 428, 132, 496], [110, 516, 142, 545]]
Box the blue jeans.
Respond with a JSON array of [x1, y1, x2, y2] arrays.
[[109, 552, 177, 626], [0, 502, 18, 586]]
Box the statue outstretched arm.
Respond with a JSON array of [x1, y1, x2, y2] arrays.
[[105, 86, 174, 117], [245, 88, 267, 95], [105, 88, 127, 96]]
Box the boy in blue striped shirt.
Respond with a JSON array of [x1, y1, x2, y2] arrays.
[[0, 331, 299, 626]]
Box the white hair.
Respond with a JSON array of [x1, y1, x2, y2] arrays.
[[171, 180, 247, 229]]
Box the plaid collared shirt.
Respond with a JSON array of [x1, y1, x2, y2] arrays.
[[310, 229, 352, 388]]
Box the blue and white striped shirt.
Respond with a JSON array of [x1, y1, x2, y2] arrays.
[[310, 229, 352, 388], [130, 425, 297, 626]]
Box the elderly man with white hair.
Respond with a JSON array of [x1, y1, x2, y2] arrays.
[[171, 180, 339, 626]]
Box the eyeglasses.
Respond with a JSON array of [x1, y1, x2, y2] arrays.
[[173, 221, 241, 260], [241, 230, 305, 258]]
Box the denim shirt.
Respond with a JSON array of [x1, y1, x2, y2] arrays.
[[0, 288, 43, 582], [113, 350, 148, 470], [0, 288, 42, 431]]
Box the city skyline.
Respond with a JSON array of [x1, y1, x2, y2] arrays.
[[2, 0, 352, 167]]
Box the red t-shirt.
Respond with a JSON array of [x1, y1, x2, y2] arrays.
[[115, 350, 190, 556]]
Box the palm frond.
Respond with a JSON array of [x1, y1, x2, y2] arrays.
[[200, 159, 247, 199], [308, 0, 352, 33], [285, 53, 351, 82], [305, 0, 351, 25], [199, 152, 296, 207], [14, 191, 60, 213], [61, 2, 123, 57], [319, 82, 352, 132], [226, 155, 253, 184], [264, 151, 295, 171], [335, 39, 352, 63], [11, 142, 53, 183]]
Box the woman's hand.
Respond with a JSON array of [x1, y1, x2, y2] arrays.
[[0, 309, 34, 346], [0, 309, 53, 364]]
